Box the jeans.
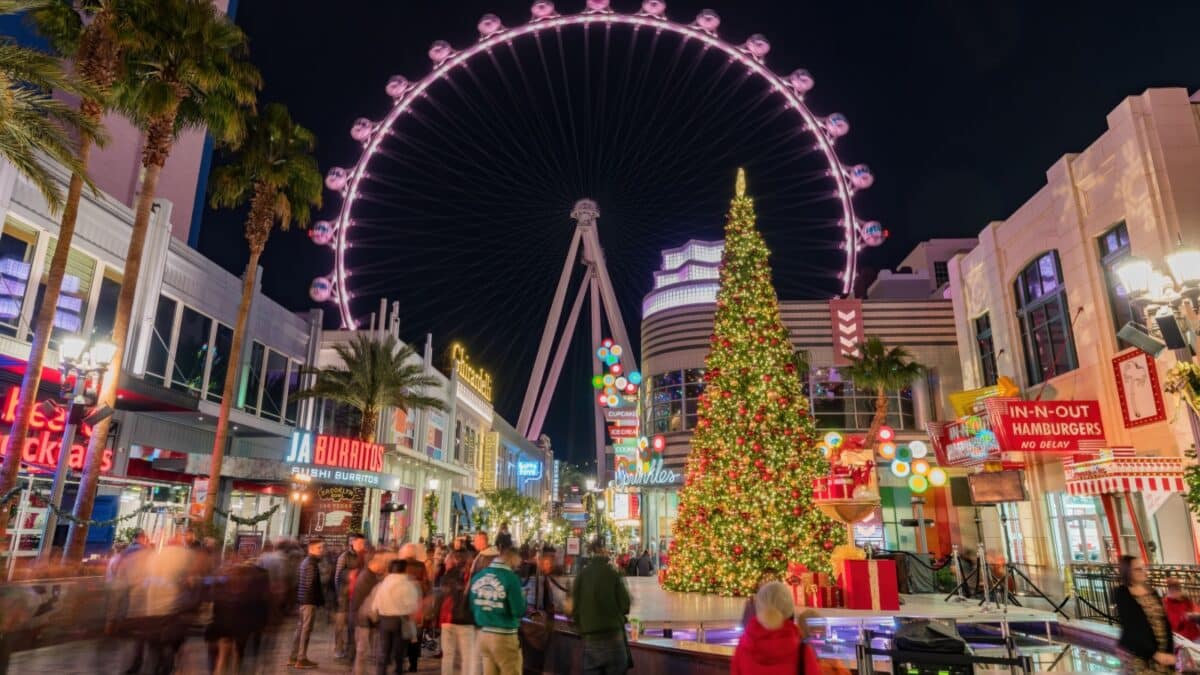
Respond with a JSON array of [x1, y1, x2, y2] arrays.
[[353, 625, 374, 675], [477, 631, 521, 675], [334, 611, 349, 657], [377, 616, 407, 675], [582, 634, 628, 675], [288, 604, 317, 662], [440, 624, 476, 675]]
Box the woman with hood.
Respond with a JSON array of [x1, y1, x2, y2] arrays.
[[731, 581, 820, 674]]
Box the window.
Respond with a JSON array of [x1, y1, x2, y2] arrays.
[[239, 341, 265, 413], [1014, 251, 1078, 385], [285, 359, 301, 425], [205, 323, 234, 403], [454, 420, 463, 462], [91, 271, 121, 340], [260, 350, 288, 421], [170, 307, 212, 395], [934, 261, 950, 287], [30, 236, 96, 343], [145, 295, 178, 385], [974, 313, 998, 386], [1098, 221, 1137, 340], [808, 366, 916, 430], [0, 221, 38, 337]]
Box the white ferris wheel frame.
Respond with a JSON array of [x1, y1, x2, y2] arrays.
[[319, 1, 873, 330]]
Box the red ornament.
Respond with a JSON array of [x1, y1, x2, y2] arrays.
[[736, 437, 746, 446], [722, 390, 732, 399], [752, 442, 762, 452], [754, 459, 764, 468], [793, 506, 802, 516], [783, 428, 792, 436], [733, 545, 744, 555], [823, 540, 835, 551], [771, 338, 780, 346], [762, 374, 773, 383], [784, 363, 796, 374], [772, 549, 784, 559], [791, 489, 800, 499], [722, 339, 732, 348], [757, 336, 766, 344], [746, 317, 756, 325]]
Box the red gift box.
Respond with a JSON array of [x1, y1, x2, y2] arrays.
[[821, 585, 843, 608], [828, 477, 854, 499], [812, 478, 830, 500], [842, 559, 900, 611]]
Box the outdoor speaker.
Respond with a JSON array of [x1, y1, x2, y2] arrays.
[[1154, 314, 1191, 350], [1118, 321, 1167, 357]]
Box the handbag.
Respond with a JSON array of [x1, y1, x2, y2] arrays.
[[520, 572, 554, 651]]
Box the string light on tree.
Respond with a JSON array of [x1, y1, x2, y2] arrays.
[[663, 170, 841, 596]]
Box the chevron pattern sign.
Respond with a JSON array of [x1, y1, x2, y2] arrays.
[[829, 299, 865, 366]]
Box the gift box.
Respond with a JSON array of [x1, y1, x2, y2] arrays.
[[790, 572, 816, 607], [842, 559, 900, 611], [821, 584, 843, 608], [828, 477, 854, 499], [812, 478, 830, 501], [804, 584, 823, 608]]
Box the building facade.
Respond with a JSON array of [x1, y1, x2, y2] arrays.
[[947, 88, 1200, 585], [0, 156, 321, 565], [635, 238, 972, 557]]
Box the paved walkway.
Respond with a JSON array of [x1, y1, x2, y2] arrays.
[[8, 612, 444, 674]]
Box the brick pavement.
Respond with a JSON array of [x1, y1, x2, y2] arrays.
[[8, 611, 444, 675]]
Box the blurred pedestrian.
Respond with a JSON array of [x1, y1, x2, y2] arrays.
[[351, 554, 390, 675], [373, 559, 420, 675], [335, 534, 368, 662], [1115, 554, 1175, 672], [731, 581, 819, 674], [1163, 577, 1200, 642], [437, 550, 476, 675], [470, 547, 526, 675], [205, 561, 270, 674], [635, 549, 654, 577], [571, 540, 631, 675], [495, 523, 513, 553], [287, 536, 325, 670], [405, 558, 431, 672]]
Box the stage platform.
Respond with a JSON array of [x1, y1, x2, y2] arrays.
[[621, 578, 1061, 643]]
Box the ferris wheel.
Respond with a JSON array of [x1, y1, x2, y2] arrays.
[[309, 0, 886, 330]]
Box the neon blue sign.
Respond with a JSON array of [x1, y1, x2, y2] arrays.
[[517, 460, 543, 480]]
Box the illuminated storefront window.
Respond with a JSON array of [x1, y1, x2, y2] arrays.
[[643, 368, 706, 434], [807, 367, 915, 431]]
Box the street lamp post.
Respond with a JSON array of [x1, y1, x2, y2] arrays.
[[39, 335, 116, 561]]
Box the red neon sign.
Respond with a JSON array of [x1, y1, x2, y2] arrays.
[[0, 386, 113, 473]]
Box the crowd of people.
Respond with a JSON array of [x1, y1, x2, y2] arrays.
[[86, 521, 635, 674]]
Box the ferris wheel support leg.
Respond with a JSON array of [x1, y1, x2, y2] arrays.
[[526, 272, 592, 442], [581, 227, 638, 375], [518, 227, 583, 438], [590, 271, 607, 480]]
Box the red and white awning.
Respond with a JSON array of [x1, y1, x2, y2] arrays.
[[1066, 474, 1185, 496]]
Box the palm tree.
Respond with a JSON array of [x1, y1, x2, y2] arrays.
[[842, 336, 926, 446], [63, 0, 260, 562], [0, 0, 100, 208], [292, 334, 446, 443], [201, 103, 322, 523], [0, 0, 106, 535]]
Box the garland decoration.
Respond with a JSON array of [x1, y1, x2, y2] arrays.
[[213, 502, 282, 526]]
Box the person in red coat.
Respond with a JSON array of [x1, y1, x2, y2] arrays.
[[732, 581, 820, 675], [1163, 577, 1200, 642]]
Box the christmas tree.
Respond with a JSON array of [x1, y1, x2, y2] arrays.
[[663, 169, 842, 596]]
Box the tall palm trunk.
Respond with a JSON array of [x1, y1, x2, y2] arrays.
[[0, 133, 94, 537], [359, 407, 378, 443], [64, 112, 173, 562], [866, 386, 888, 449], [202, 185, 273, 524]]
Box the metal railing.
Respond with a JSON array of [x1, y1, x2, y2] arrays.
[[1070, 563, 1200, 625]]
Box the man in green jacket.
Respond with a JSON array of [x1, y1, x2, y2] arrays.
[[572, 540, 632, 674], [469, 547, 527, 675]]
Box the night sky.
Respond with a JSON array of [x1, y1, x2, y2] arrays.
[[24, 2, 1200, 468]]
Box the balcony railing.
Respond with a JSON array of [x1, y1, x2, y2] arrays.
[[1070, 563, 1200, 624]]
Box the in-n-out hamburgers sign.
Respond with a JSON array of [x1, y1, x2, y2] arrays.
[[286, 429, 387, 488], [0, 385, 113, 472]]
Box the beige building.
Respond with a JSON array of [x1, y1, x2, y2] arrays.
[[947, 88, 1200, 579]]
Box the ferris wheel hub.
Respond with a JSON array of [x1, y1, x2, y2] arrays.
[[571, 199, 600, 226]]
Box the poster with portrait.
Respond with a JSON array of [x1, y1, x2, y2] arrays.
[[1112, 348, 1166, 428]]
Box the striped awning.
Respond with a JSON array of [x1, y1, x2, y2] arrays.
[[1066, 474, 1186, 496]]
